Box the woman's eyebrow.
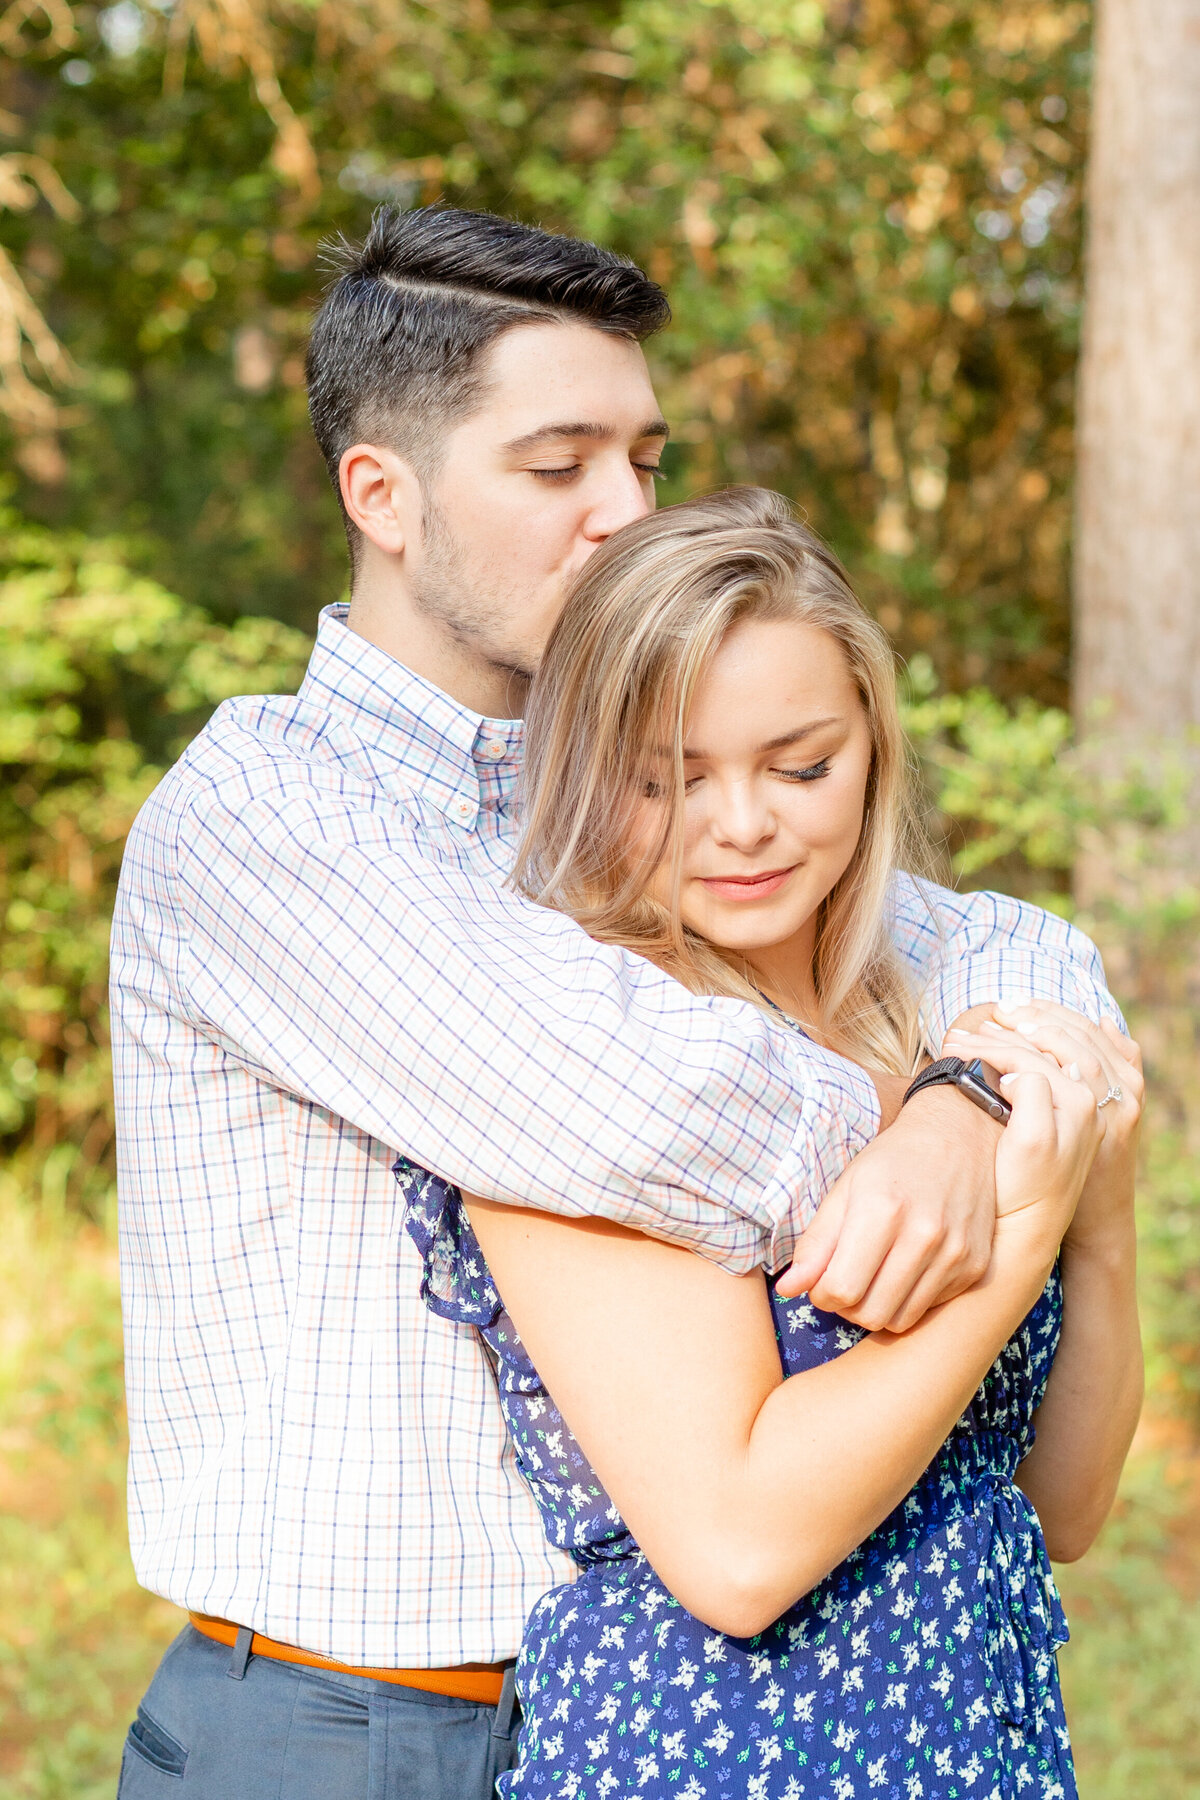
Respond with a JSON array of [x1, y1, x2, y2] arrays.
[[681, 717, 843, 760]]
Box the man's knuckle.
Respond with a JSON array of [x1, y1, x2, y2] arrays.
[[940, 1231, 968, 1270], [819, 1280, 857, 1313], [963, 1245, 989, 1280], [909, 1220, 942, 1257]]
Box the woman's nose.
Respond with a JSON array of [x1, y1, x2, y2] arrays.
[[708, 781, 776, 852]]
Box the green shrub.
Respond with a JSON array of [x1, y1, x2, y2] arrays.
[[0, 512, 310, 1209]]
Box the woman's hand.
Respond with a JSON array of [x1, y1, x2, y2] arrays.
[[946, 1004, 1143, 1254]]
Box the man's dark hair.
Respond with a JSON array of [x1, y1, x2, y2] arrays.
[[306, 205, 671, 557]]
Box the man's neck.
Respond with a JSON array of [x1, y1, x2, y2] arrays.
[[345, 587, 528, 720]]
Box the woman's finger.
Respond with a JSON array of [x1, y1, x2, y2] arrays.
[[951, 1019, 1121, 1106], [1100, 1016, 1145, 1075], [939, 1032, 1063, 1080], [992, 1002, 1139, 1087]]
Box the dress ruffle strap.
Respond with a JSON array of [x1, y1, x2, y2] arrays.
[[394, 1157, 503, 1330], [978, 1471, 1070, 1734]]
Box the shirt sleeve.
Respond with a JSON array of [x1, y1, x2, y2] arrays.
[[888, 872, 1127, 1043], [164, 784, 881, 1275]]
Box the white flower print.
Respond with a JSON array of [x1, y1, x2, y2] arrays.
[[704, 1720, 734, 1755], [408, 1183, 1076, 1800], [757, 1678, 784, 1714]]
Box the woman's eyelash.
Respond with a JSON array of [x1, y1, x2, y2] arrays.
[[776, 758, 832, 783]]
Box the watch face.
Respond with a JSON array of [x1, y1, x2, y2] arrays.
[[959, 1059, 1013, 1122]]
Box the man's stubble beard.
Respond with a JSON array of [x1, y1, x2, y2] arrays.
[[413, 494, 540, 691]]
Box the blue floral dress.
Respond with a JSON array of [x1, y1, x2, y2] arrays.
[[398, 1161, 1076, 1800]]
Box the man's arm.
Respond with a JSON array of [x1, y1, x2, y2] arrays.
[[145, 780, 878, 1274], [891, 873, 1126, 1038]]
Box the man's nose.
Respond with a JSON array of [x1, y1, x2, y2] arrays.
[[580, 458, 655, 542]]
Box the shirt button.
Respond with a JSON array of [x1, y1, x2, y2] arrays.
[[452, 796, 475, 823], [480, 738, 507, 761]]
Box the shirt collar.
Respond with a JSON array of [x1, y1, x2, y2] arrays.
[[297, 604, 524, 828]]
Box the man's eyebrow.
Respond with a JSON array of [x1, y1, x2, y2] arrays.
[[502, 417, 671, 456], [678, 718, 844, 760]]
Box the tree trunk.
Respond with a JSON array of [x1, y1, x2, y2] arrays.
[[1073, 0, 1200, 997], [1074, 0, 1200, 760]]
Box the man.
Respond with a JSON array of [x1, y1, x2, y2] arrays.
[[111, 207, 1120, 1797]]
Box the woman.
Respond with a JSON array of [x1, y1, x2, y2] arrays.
[[398, 488, 1143, 1799]]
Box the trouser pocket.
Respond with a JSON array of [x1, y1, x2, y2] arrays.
[[120, 1704, 189, 1780]]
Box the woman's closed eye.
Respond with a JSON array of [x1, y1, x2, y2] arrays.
[[774, 757, 832, 783]]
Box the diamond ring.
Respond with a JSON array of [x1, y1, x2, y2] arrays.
[[1096, 1085, 1123, 1109]]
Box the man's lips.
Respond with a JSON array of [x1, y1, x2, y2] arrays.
[[697, 866, 797, 902]]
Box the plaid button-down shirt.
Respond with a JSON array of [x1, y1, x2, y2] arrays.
[[111, 604, 1121, 1666]]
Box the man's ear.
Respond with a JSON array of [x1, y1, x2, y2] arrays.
[[339, 443, 422, 557]]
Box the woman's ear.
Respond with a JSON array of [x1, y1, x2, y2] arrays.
[[339, 443, 422, 558]]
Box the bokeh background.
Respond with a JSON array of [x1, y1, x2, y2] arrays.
[[1, 2, 1197, 1794]]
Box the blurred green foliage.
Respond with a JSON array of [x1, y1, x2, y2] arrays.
[[0, 513, 309, 1196], [4, 0, 1090, 696]]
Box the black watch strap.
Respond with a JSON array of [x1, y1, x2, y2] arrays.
[[902, 1055, 1012, 1125]]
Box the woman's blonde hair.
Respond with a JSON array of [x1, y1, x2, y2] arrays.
[[513, 487, 936, 1076]]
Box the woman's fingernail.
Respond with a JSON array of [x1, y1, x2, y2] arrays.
[[1068, 1062, 1082, 1081], [999, 1072, 1018, 1088], [1016, 1021, 1039, 1036]]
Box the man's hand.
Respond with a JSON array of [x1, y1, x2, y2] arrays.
[[775, 1056, 1002, 1332]]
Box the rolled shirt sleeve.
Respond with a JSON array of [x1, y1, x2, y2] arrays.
[[888, 873, 1126, 1043]]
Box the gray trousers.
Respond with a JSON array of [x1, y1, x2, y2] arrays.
[[116, 1624, 521, 1799]]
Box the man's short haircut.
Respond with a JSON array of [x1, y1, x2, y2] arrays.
[[306, 205, 671, 557]]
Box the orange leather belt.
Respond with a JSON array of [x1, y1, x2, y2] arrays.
[[188, 1613, 507, 1705]]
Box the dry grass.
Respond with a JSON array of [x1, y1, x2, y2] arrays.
[[0, 1177, 181, 1800]]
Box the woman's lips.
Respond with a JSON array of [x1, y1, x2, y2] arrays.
[[698, 866, 796, 902]]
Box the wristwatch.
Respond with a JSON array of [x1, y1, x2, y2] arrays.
[[901, 1056, 1012, 1125]]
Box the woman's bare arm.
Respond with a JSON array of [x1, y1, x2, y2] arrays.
[[464, 1064, 1099, 1637]]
